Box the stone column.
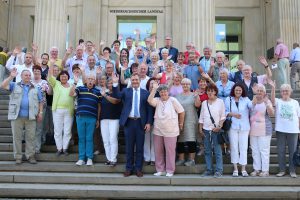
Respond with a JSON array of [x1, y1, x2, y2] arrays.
[[82, 0, 101, 44], [272, 0, 300, 85], [272, 0, 300, 49], [33, 0, 67, 57], [174, 0, 215, 52]]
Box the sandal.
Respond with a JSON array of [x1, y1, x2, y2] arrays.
[[242, 171, 249, 177], [232, 170, 239, 177]]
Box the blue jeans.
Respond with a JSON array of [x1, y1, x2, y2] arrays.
[[203, 129, 223, 173], [76, 115, 96, 160]]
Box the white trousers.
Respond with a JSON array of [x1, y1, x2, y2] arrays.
[[250, 135, 272, 172], [229, 129, 249, 165], [144, 129, 155, 162], [100, 119, 119, 162], [53, 109, 73, 150]]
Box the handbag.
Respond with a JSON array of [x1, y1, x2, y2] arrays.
[[293, 138, 300, 167], [206, 101, 229, 144], [222, 97, 232, 132]]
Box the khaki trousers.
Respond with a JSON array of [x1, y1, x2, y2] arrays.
[[11, 118, 36, 160]]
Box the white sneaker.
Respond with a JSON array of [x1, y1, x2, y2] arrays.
[[154, 172, 166, 176], [86, 158, 93, 166], [166, 173, 174, 177], [93, 150, 100, 155], [76, 160, 85, 166]]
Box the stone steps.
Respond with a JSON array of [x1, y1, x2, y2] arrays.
[[0, 161, 298, 174], [0, 171, 299, 186], [0, 183, 299, 199], [0, 152, 290, 164]]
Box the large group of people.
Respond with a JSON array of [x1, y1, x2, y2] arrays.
[[0, 36, 300, 178]]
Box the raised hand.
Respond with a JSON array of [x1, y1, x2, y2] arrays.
[[112, 73, 119, 84], [152, 81, 159, 90], [13, 46, 21, 56], [96, 67, 102, 74], [118, 34, 123, 41], [201, 72, 210, 80], [10, 68, 18, 78], [258, 56, 268, 67], [267, 79, 276, 88], [31, 43, 38, 52], [79, 65, 85, 73], [49, 58, 56, 66], [66, 46, 73, 56], [100, 40, 105, 47]]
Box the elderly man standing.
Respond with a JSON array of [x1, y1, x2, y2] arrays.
[[112, 74, 153, 177], [1, 69, 43, 164], [70, 73, 101, 166], [274, 38, 290, 86], [290, 43, 300, 89]]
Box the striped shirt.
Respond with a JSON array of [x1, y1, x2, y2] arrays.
[[75, 86, 101, 118]]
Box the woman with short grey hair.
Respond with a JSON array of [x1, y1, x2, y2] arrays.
[[148, 82, 185, 177], [175, 78, 201, 166], [270, 82, 300, 178]]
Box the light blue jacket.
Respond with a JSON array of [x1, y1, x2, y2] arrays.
[[225, 96, 252, 131]]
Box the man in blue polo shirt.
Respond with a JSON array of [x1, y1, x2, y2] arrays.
[[69, 73, 101, 166]]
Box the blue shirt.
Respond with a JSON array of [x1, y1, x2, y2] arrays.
[[216, 80, 235, 102], [200, 57, 211, 73], [183, 64, 201, 90], [225, 96, 252, 131], [75, 86, 101, 118], [9, 82, 43, 118], [290, 47, 300, 63]]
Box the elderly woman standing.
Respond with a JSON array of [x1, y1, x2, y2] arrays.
[[148, 83, 185, 177], [175, 78, 201, 166], [225, 82, 252, 177], [199, 84, 226, 177], [249, 83, 274, 177], [48, 59, 74, 156], [147, 52, 160, 77], [270, 82, 300, 178], [216, 68, 235, 102]]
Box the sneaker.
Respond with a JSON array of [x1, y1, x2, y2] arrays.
[[154, 172, 166, 176], [166, 172, 174, 177], [184, 160, 195, 166], [290, 172, 297, 178], [28, 157, 37, 164], [197, 148, 204, 156], [62, 150, 69, 156], [15, 159, 22, 164], [259, 171, 269, 177], [250, 170, 260, 177], [76, 160, 85, 166], [93, 150, 100, 155], [175, 160, 185, 166], [202, 170, 213, 177], [35, 150, 41, 154], [232, 170, 239, 177], [109, 162, 117, 167], [104, 160, 111, 165], [150, 161, 155, 166], [214, 172, 222, 178], [86, 159, 93, 166], [276, 171, 286, 177], [56, 150, 62, 156]]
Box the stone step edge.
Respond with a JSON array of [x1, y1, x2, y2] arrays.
[[0, 183, 299, 199], [0, 171, 299, 186]]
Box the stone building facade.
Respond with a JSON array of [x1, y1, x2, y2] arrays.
[[0, 0, 299, 73]]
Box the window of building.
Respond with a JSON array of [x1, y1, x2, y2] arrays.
[[117, 16, 157, 49], [215, 19, 243, 70]]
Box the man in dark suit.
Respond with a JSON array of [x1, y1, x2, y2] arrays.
[[159, 36, 179, 63], [112, 74, 153, 177]]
